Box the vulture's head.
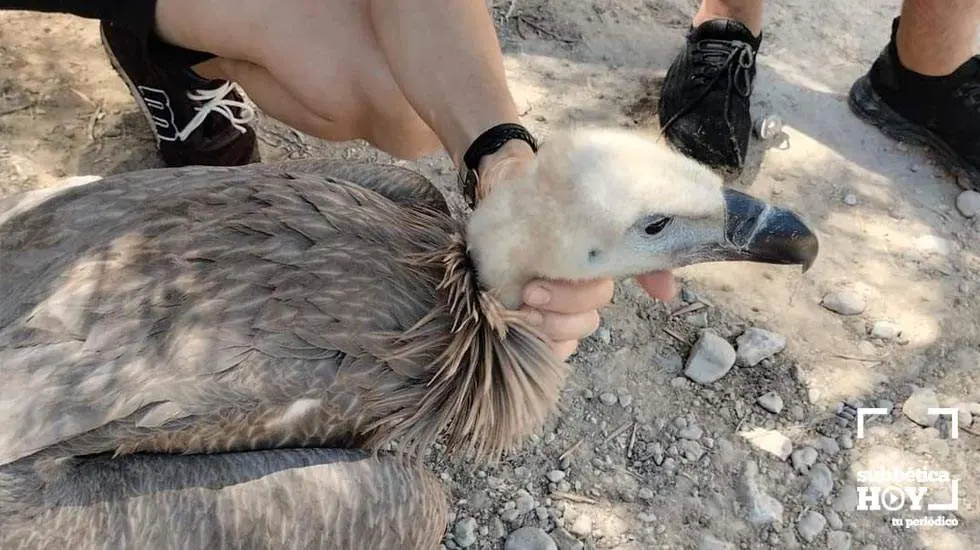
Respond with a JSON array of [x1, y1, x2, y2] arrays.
[[466, 128, 819, 307]]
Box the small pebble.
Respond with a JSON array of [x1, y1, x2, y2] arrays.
[[546, 470, 566, 483], [491, 518, 507, 539], [678, 439, 706, 461], [757, 391, 784, 414], [596, 327, 612, 345], [504, 527, 557, 550], [804, 463, 834, 503], [599, 392, 618, 406], [740, 428, 793, 461], [678, 425, 704, 440], [685, 311, 709, 328], [827, 530, 853, 550], [956, 190, 980, 217], [684, 332, 737, 385], [735, 328, 787, 367], [870, 320, 901, 340], [618, 393, 633, 408], [680, 288, 699, 303], [790, 446, 818, 472], [910, 163, 921, 172], [638, 487, 655, 501], [568, 514, 592, 537], [902, 387, 941, 427], [796, 511, 827, 542], [838, 434, 853, 449], [843, 193, 858, 206], [825, 509, 844, 530], [833, 485, 859, 512], [534, 507, 549, 522], [454, 518, 478, 548], [821, 291, 866, 316], [515, 490, 536, 514]]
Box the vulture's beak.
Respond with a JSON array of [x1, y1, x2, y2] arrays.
[[714, 188, 819, 272]]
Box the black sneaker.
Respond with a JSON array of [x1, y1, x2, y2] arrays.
[[99, 21, 261, 168], [657, 19, 762, 175], [848, 17, 980, 190]]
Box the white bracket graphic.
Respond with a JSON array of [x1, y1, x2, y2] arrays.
[[856, 407, 959, 439]]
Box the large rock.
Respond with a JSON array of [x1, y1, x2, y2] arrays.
[[821, 291, 866, 315], [685, 332, 736, 384], [902, 387, 941, 427], [504, 527, 557, 550], [454, 517, 478, 548], [740, 427, 793, 461], [796, 511, 827, 542], [803, 463, 834, 503], [956, 190, 980, 218], [736, 460, 784, 526]]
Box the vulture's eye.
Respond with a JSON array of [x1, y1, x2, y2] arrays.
[[644, 217, 672, 236]]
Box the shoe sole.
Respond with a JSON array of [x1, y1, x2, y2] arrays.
[[848, 75, 980, 191], [99, 24, 165, 149]]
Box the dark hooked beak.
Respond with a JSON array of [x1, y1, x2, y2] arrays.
[[716, 188, 819, 272]]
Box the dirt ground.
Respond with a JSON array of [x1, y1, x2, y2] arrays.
[[1, 1, 979, 549]]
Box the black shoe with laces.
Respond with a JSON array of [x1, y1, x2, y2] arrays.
[[99, 20, 261, 168], [657, 19, 762, 175], [848, 17, 980, 190]]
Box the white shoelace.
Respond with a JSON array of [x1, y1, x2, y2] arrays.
[[175, 81, 257, 142]]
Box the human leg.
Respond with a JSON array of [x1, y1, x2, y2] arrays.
[[693, 0, 763, 36], [152, 0, 526, 168], [848, 1, 980, 188], [896, 0, 979, 76], [656, 0, 765, 175]]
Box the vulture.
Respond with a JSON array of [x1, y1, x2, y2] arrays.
[[0, 128, 818, 549]]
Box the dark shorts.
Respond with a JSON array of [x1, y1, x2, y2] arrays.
[[0, 0, 216, 69]]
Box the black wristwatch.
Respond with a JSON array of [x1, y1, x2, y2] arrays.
[[459, 123, 538, 208]]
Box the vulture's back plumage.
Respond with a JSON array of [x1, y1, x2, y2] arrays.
[[0, 160, 565, 467], [1, 448, 447, 550]]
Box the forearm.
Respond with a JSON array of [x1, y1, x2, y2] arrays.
[[367, 0, 524, 166]]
